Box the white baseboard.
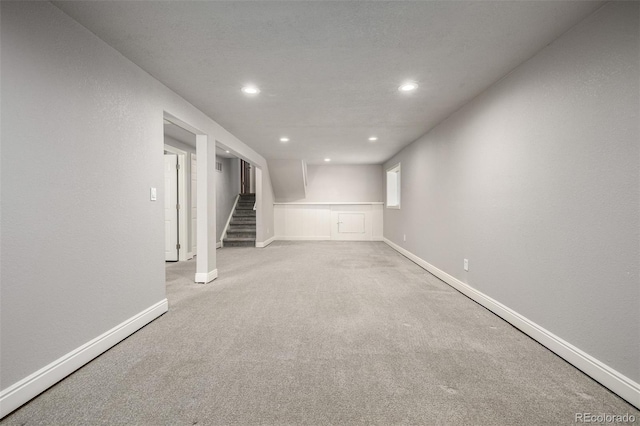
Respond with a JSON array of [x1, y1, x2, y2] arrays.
[[216, 242, 222, 249], [0, 299, 168, 418], [275, 236, 331, 241], [195, 269, 217, 283], [383, 238, 640, 409], [276, 236, 384, 242], [256, 236, 276, 248]]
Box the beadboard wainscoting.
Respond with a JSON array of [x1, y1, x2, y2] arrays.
[[274, 203, 383, 241]]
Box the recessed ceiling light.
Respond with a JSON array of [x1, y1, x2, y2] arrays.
[[324, 158, 331, 162], [280, 137, 290, 142], [398, 82, 418, 92], [241, 85, 260, 95], [225, 150, 230, 153], [368, 136, 378, 141]]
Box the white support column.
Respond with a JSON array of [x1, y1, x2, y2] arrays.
[[255, 167, 263, 245], [195, 134, 217, 283]]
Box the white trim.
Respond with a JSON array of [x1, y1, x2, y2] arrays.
[[275, 236, 331, 241], [274, 202, 384, 205], [216, 242, 222, 249], [383, 238, 640, 409], [385, 163, 401, 209], [190, 153, 197, 255], [164, 144, 188, 261], [195, 269, 218, 284], [220, 194, 240, 248], [0, 299, 168, 418], [256, 235, 276, 248]]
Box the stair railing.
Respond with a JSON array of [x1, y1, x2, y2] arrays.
[[220, 194, 240, 248]]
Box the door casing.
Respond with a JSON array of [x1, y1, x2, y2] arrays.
[[164, 153, 179, 261], [164, 144, 189, 261]]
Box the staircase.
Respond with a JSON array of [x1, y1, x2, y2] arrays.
[[223, 193, 256, 247]]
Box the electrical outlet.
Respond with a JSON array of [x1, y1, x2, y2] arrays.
[[403, 234, 406, 242], [464, 259, 469, 271]]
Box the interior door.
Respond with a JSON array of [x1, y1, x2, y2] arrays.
[[164, 154, 178, 261], [331, 212, 367, 241], [338, 213, 365, 234], [330, 205, 373, 241]]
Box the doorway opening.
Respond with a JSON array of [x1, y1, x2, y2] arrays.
[[216, 146, 259, 248], [240, 159, 255, 195], [163, 152, 179, 261], [164, 117, 196, 262]]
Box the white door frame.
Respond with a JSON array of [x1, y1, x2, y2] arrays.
[[164, 153, 179, 261], [164, 111, 217, 284], [164, 144, 189, 261]]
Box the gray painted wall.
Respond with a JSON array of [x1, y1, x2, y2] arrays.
[[384, 2, 639, 382], [0, 1, 275, 391], [305, 165, 383, 202], [269, 159, 307, 202], [216, 157, 240, 243]]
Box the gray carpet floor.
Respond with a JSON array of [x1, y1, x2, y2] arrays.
[[2, 241, 638, 425]]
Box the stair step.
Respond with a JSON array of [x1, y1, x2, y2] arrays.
[[227, 227, 255, 232], [227, 234, 255, 239], [224, 242, 255, 248], [230, 220, 256, 226], [236, 205, 254, 210], [223, 237, 256, 247], [227, 229, 256, 235], [234, 211, 256, 217]]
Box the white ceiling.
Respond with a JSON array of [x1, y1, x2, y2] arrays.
[[54, 1, 603, 165]]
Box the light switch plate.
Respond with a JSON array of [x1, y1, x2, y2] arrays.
[[150, 187, 157, 201]]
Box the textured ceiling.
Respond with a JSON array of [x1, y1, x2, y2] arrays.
[[54, 1, 603, 165]]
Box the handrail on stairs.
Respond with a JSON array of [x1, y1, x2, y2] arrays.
[[220, 194, 240, 248]]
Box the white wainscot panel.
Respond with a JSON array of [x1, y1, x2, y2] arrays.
[[275, 203, 383, 241], [275, 204, 331, 240]]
